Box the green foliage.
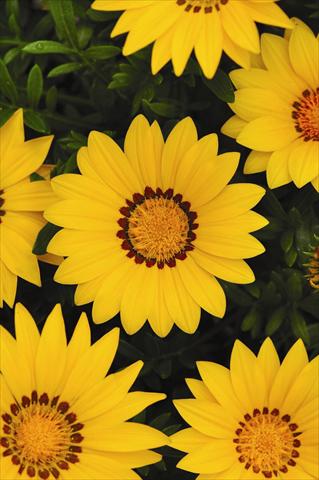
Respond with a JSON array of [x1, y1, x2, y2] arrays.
[[0, 2, 318, 479]]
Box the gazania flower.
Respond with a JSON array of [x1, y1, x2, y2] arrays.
[[0, 304, 167, 480], [0, 109, 55, 308], [172, 337, 318, 479], [222, 21, 319, 191], [91, 0, 292, 79], [304, 245, 319, 290], [45, 115, 267, 337]]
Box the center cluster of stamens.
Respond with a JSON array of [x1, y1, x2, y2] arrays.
[[117, 186, 198, 269], [292, 88, 319, 141], [1, 391, 84, 478], [0, 190, 5, 223], [176, 0, 228, 13], [305, 246, 319, 289], [233, 407, 302, 478]]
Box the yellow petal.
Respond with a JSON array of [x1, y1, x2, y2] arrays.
[[1, 223, 40, 286], [173, 399, 235, 438], [191, 250, 255, 284], [177, 439, 235, 474], [257, 338, 280, 402], [61, 327, 119, 402], [170, 427, 212, 453], [120, 264, 155, 335], [47, 228, 113, 256], [289, 24, 318, 90], [3, 179, 55, 211], [111, 8, 144, 37], [220, 2, 260, 53], [92, 260, 133, 324], [15, 303, 40, 383], [177, 257, 226, 318], [1, 135, 53, 189], [244, 150, 270, 174], [311, 174, 319, 192], [123, 1, 181, 56], [289, 140, 319, 188], [195, 232, 265, 259], [243, 2, 292, 29], [124, 115, 158, 189], [222, 28, 251, 69], [35, 304, 67, 397], [266, 143, 293, 189], [199, 210, 268, 232], [0, 109, 24, 159], [148, 270, 174, 337], [152, 26, 175, 74], [74, 274, 106, 306], [194, 9, 222, 79], [237, 116, 297, 152], [0, 260, 17, 308], [185, 379, 215, 401], [197, 361, 243, 419], [230, 88, 289, 122], [269, 339, 308, 410], [77, 146, 101, 181], [172, 11, 201, 76], [161, 116, 198, 190], [221, 115, 247, 139]]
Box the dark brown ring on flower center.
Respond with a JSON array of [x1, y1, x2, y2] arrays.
[[292, 88, 319, 141], [233, 407, 302, 477], [0, 391, 84, 478], [0, 189, 5, 223], [176, 0, 228, 13], [117, 186, 198, 269]]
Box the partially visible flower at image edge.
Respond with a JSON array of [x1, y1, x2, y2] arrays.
[[0, 304, 167, 480], [222, 20, 319, 191], [171, 337, 318, 479], [44, 115, 268, 337], [304, 243, 319, 290], [91, 0, 292, 79], [0, 109, 58, 308]]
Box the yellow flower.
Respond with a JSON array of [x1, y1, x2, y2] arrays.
[[0, 304, 167, 480], [172, 338, 318, 479], [222, 21, 319, 191], [91, 0, 292, 79], [304, 245, 319, 290], [0, 109, 55, 308], [44, 115, 267, 337]]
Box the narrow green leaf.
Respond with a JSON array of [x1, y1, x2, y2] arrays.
[[47, 63, 83, 78], [280, 230, 294, 253], [290, 309, 310, 344], [33, 223, 61, 255], [3, 47, 20, 65], [266, 306, 286, 335], [23, 40, 74, 55], [48, 0, 79, 49], [285, 247, 298, 267], [23, 111, 49, 133], [45, 86, 58, 112], [241, 307, 259, 332], [143, 100, 179, 118], [85, 45, 121, 60], [27, 64, 43, 109], [286, 272, 303, 301], [0, 59, 18, 103], [0, 108, 15, 127], [202, 69, 235, 103]]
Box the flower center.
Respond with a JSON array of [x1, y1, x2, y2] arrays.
[[234, 408, 302, 478], [305, 245, 319, 289], [292, 88, 319, 141], [176, 0, 228, 13], [1, 391, 84, 479], [0, 189, 5, 223], [117, 186, 198, 269]]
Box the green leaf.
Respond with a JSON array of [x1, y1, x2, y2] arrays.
[[0, 59, 18, 103], [143, 100, 179, 118], [290, 308, 310, 344], [280, 230, 294, 253], [45, 86, 58, 112], [24, 111, 49, 133], [33, 223, 61, 255], [202, 69, 235, 103], [0, 108, 15, 127], [266, 306, 286, 335], [3, 47, 20, 65], [48, 0, 79, 49], [27, 64, 43, 109], [23, 40, 74, 55], [286, 272, 303, 302], [285, 247, 298, 267], [30, 172, 45, 182], [85, 45, 121, 60], [299, 294, 319, 320], [241, 307, 260, 332], [47, 63, 83, 78]]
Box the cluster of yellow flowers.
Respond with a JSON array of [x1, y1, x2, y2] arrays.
[[0, 1, 318, 479]]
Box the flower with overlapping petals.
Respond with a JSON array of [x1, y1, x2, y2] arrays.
[[91, 0, 292, 79], [0, 304, 167, 479], [45, 115, 267, 337], [172, 337, 318, 479], [222, 21, 319, 191], [0, 109, 56, 308]]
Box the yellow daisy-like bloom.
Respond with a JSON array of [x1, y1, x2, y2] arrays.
[[222, 21, 319, 191], [0, 304, 167, 479], [171, 337, 318, 479], [0, 109, 56, 308], [91, 0, 292, 79], [44, 115, 267, 337]]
